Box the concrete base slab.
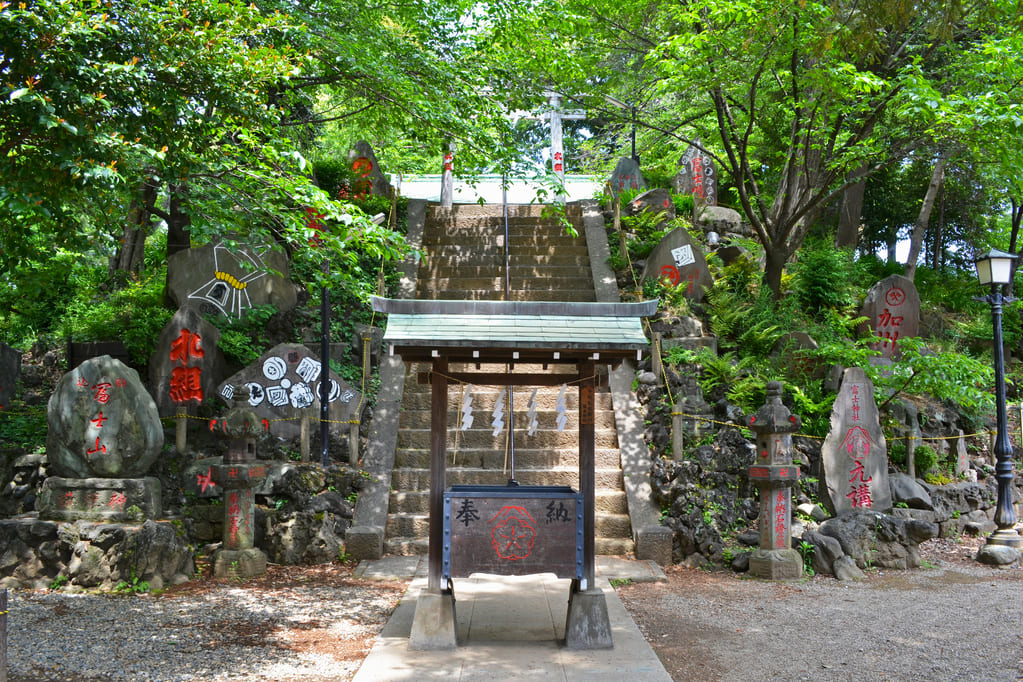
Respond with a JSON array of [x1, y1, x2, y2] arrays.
[[353, 566, 670, 681], [213, 548, 267, 579], [38, 476, 162, 522], [749, 548, 803, 580], [565, 586, 613, 649], [408, 588, 458, 650]]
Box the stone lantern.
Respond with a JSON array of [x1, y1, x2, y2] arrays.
[[746, 381, 803, 579], [210, 404, 268, 578]]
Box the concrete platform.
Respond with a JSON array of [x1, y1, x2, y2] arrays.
[[352, 556, 670, 681]]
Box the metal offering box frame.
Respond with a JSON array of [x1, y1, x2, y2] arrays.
[[443, 484, 583, 582]]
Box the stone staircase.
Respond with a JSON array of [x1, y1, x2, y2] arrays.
[[382, 203, 635, 556]]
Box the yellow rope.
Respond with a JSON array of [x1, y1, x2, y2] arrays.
[[668, 408, 995, 443]]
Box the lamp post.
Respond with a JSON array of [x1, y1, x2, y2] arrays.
[[973, 248, 1023, 555]]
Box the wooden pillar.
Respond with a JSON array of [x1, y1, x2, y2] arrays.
[[578, 358, 596, 589], [429, 358, 449, 592]]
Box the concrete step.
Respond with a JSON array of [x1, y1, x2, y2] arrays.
[[388, 489, 629, 514], [396, 427, 619, 451], [399, 386, 614, 412], [427, 205, 582, 219], [422, 233, 587, 246], [397, 406, 617, 431], [385, 511, 633, 539], [389, 467, 623, 490], [417, 275, 594, 291], [383, 536, 634, 557], [423, 244, 591, 259], [394, 447, 622, 471], [415, 289, 597, 302]]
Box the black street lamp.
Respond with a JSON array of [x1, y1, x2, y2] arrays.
[[973, 248, 1023, 552]]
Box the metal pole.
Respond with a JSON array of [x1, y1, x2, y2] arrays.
[[503, 173, 510, 301], [320, 260, 330, 468], [986, 287, 1021, 546], [631, 104, 637, 163], [1, 588, 7, 682]]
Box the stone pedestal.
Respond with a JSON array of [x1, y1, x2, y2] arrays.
[[748, 548, 803, 580], [409, 589, 458, 650], [565, 585, 613, 649], [747, 382, 803, 581], [213, 548, 268, 579], [38, 477, 161, 522]]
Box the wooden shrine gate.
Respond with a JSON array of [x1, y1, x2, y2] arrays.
[[372, 297, 655, 649]]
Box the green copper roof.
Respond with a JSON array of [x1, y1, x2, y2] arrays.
[[371, 297, 654, 359]]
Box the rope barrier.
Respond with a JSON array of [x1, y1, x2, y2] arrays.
[[669, 408, 994, 443]]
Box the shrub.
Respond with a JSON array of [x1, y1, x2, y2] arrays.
[[913, 445, 939, 474]]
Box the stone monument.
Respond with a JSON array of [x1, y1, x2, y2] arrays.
[[607, 157, 646, 197], [347, 140, 393, 198], [38, 355, 163, 521], [639, 226, 714, 302], [859, 274, 920, 360], [624, 188, 675, 220], [210, 400, 268, 578], [0, 341, 20, 410], [166, 241, 298, 319], [149, 307, 227, 417], [746, 381, 803, 579], [820, 367, 891, 514], [217, 343, 362, 440], [673, 140, 717, 208]]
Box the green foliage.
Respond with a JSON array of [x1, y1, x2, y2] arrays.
[[49, 575, 68, 591], [608, 577, 633, 588], [791, 241, 856, 314], [797, 541, 816, 577], [206, 304, 278, 367], [889, 442, 908, 467], [914, 445, 940, 474], [113, 569, 150, 595], [59, 271, 172, 364], [0, 405, 48, 452]]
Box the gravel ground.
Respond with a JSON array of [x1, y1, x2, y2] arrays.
[[2, 564, 408, 682], [619, 537, 1023, 681], [3, 538, 1022, 681]]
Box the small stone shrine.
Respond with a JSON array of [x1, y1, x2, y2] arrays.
[[347, 140, 393, 198], [217, 343, 362, 440], [639, 225, 714, 302], [747, 381, 803, 579], [0, 341, 20, 410], [607, 156, 646, 196], [859, 274, 920, 360], [166, 241, 298, 319], [673, 140, 717, 208], [820, 367, 891, 514], [149, 307, 227, 417], [39, 355, 163, 521], [210, 399, 268, 578]]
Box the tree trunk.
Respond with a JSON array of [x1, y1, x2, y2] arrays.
[[835, 169, 868, 249], [110, 180, 158, 279], [166, 182, 191, 259], [164, 182, 192, 306], [763, 245, 788, 300], [930, 188, 945, 271], [904, 156, 946, 281]]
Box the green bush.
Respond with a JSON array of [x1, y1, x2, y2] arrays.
[[791, 240, 855, 314], [58, 269, 172, 365], [913, 445, 939, 474]]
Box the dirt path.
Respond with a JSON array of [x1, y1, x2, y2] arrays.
[[618, 538, 1023, 681]]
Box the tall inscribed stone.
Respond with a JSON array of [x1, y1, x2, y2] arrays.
[[673, 141, 717, 208], [149, 307, 227, 417], [820, 367, 891, 515], [859, 275, 920, 360]]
